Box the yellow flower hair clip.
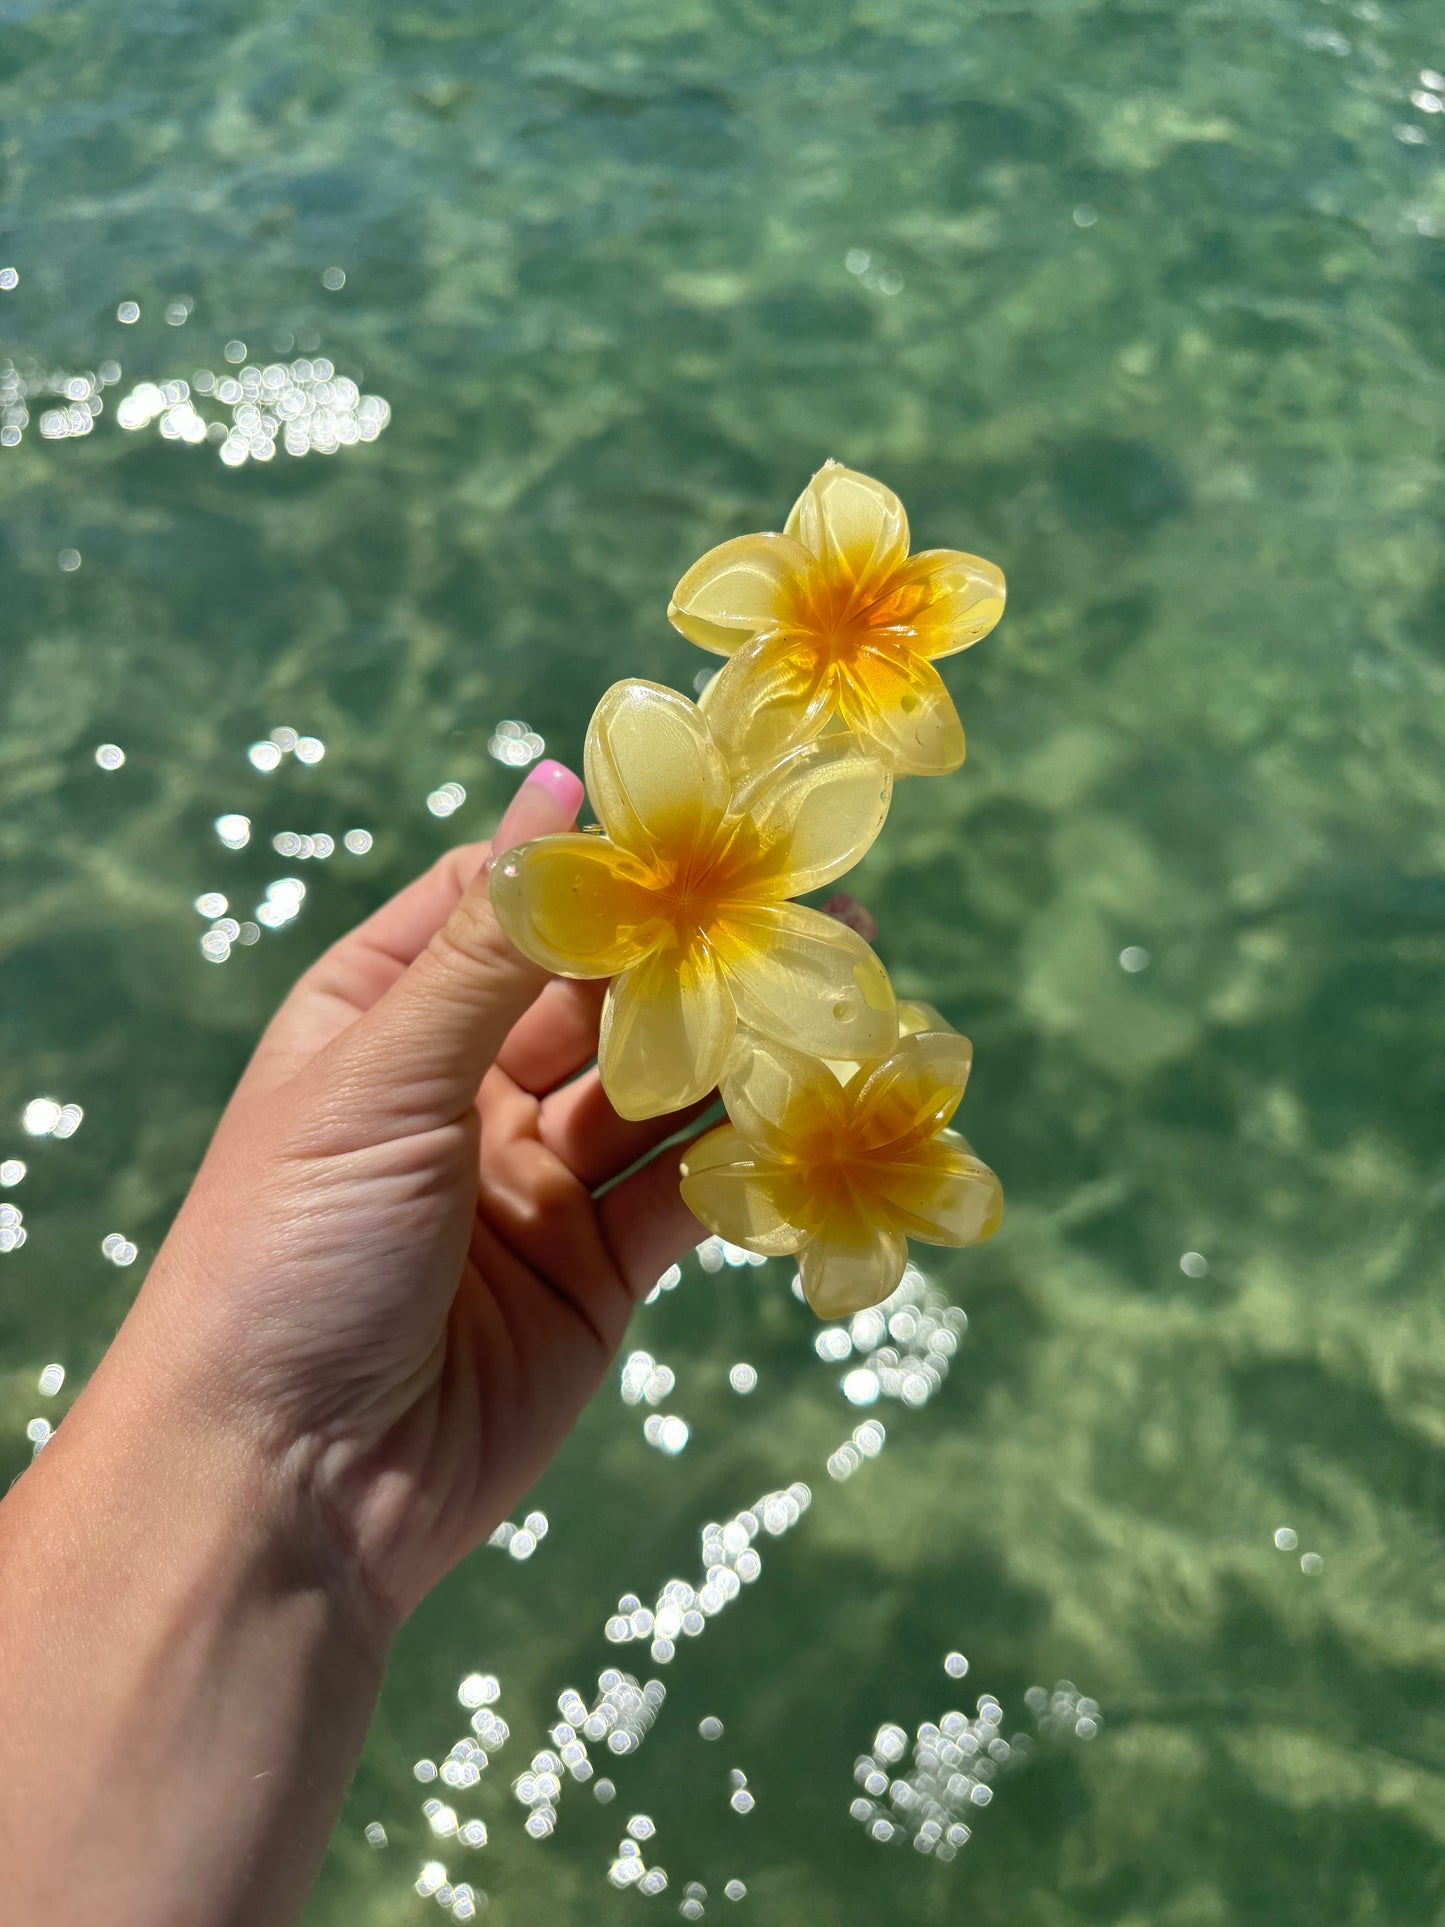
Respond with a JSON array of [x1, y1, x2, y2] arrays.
[[493, 464, 1006, 1314], [490, 678, 896, 1121], [668, 460, 1005, 776], [680, 1025, 1002, 1320]]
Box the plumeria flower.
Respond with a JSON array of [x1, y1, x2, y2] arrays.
[[680, 1026, 1002, 1320], [489, 679, 897, 1122], [668, 460, 1005, 776]]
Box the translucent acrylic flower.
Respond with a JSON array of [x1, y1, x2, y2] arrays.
[[823, 995, 950, 1083], [668, 460, 1005, 776], [490, 679, 897, 1121], [680, 1027, 1003, 1320]]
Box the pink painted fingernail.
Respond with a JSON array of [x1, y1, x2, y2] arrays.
[[484, 759, 584, 873], [524, 758, 585, 815]]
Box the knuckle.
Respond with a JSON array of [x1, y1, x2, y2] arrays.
[[439, 839, 489, 897], [430, 895, 512, 983]]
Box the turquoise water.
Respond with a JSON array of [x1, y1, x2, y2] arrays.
[[4, 0, 1445, 1921]]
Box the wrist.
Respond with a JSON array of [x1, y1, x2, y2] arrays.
[[88, 1216, 418, 1641], [13, 1320, 399, 1660], [0, 1343, 394, 1927]]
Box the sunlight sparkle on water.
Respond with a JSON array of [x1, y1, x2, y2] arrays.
[[215, 813, 251, 849], [643, 1262, 682, 1305], [100, 350, 390, 464], [488, 720, 546, 768], [643, 1413, 690, 1455], [426, 782, 467, 818], [853, 1682, 1096, 1858]]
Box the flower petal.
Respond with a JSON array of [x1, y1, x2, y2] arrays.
[[784, 461, 909, 589], [489, 833, 663, 977], [848, 1030, 974, 1153], [679, 1123, 811, 1255], [873, 1133, 1003, 1248], [585, 679, 728, 863], [882, 548, 1006, 660], [699, 631, 834, 770], [897, 998, 953, 1038], [736, 734, 892, 899], [598, 943, 734, 1121], [839, 646, 966, 776], [798, 1221, 908, 1319], [667, 532, 814, 655], [717, 902, 896, 1063], [718, 1028, 847, 1160]]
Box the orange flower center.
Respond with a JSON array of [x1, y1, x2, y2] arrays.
[[642, 817, 775, 949], [777, 558, 926, 666], [769, 1111, 918, 1226]]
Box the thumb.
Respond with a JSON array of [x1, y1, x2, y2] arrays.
[[321, 759, 585, 1135]]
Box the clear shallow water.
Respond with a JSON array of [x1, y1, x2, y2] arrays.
[[3, 0, 1445, 1921]]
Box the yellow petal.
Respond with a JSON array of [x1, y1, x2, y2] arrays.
[[700, 631, 833, 770], [736, 734, 892, 900], [797, 1221, 908, 1319], [717, 902, 896, 1064], [897, 999, 953, 1038], [849, 1030, 973, 1153], [489, 833, 663, 978], [585, 680, 728, 863], [719, 1029, 847, 1160], [598, 943, 734, 1121], [784, 461, 909, 590], [882, 549, 1006, 661], [679, 1123, 810, 1255], [667, 532, 813, 655], [874, 1132, 1003, 1248], [839, 646, 966, 776]]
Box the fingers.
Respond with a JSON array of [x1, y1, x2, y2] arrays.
[[477, 1128, 705, 1346], [300, 761, 585, 1145], [598, 1139, 707, 1297], [480, 1044, 711, 1195], [473, 1134, 637, 1353], [538, 1069, 712, 1190], [494, 978, 607, 1097]]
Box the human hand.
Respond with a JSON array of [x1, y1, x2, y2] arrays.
[[110, 760, 703, 1623]]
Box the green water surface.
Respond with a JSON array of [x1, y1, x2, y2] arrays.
[[2, 1, 1444, 1921]]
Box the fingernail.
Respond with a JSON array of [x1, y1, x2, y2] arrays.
[[485, 759, 584, 872], [524, 758, 586, 816]]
